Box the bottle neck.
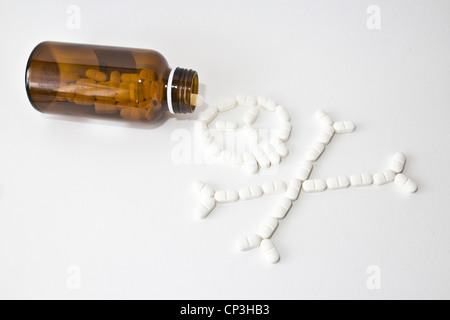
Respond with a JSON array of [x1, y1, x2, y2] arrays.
[[167, 67, 198, 114]]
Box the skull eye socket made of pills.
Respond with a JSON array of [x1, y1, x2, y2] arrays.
[[193, 94, 418, 264]]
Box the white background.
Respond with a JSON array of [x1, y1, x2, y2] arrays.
[[0, 0, 449, 300]]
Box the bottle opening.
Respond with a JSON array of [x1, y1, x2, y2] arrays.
[[169, 68, 199, 114]]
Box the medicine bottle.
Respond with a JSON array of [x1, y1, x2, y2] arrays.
[[25, 41, 199, 123]]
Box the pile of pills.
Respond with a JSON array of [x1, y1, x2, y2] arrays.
[[55, 68, 163, 121], [193, 95, 418, 264]]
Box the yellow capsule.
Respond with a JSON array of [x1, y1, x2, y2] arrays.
[[138, 83, 144, 102], [74, 95, 95, 106], [129, 82, 143, 102], [66, 92, 75, 102], [94, 87, 117, 99], [110, 71, 121, 84], [116, 101, 128, 110], [143, 80, 152, 100], [58, 84, 79, 101], [121, 73, 140, 82], [139, 69, 156, 81], [145, 108, 155, 121], [75, 87, 91, 96], [120, 107, 142, 121], [57, 85, 75, 101], [85, 69, 96, 79], [127, 101, 138, 108], [115, 93, 130, 102], [120, 74, 130, 82], [118, 81, 130, 94], [94, 100, 118, 114], [138, 100, 152, 109], [129, 82, 136, 101], [76, 78, 96, 85], [151, 81, 163, 101], [139, 108, 147, 117], [56, 91, 67, 101], [59, 83, 79, 93], [86, 69, 107, 82]]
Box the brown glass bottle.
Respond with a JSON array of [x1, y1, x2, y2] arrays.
[[25, 41, 199, 123]]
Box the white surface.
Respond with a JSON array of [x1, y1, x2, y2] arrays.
[[0, 0, 449, 300]]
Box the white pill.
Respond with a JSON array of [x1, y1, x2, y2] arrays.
[[295, 161, 313, 181], [262, 181, 287, 195], [243, 152, 259, 174], [275, 105, 290, 122], [277, 121, 292, 142], [199, 119, 208, 130], [201, 185, 215, 197], [202, 134, 212, 147], [317, 126, 335, 145], [394, 174, 418, 193], [270, 137, 289, 158], [263, 144, 281, 166], [198, 122, 209, 142], [198, 106, 218, 124], [237, 94, 257, 107], [315, 109, 333, 126], [350, 173, 373, 187], [284, 178, 302, 201], [305, 142, 325, 162], [201, 125, 211, 140], [219, 149, 234, 164], [202, 136, 214, 148], [214, 189, 239, 203], [238, 185, 263, 200], [236, 234, 262, 251], [302, 179, 327, 193], [232, 152, 244, 166], [260, 239, 280, 264], [257, 96, 268, 106], [333, 121, 356, 133], [373, 169, 396, 185], [244, 125, 259, 146], [195, 197, 216, 219], [272, 197, 292, 220], [243, 107, 260, 125], [390, 152, 406, 173], [215, 120, 238, 132], [258, 217, 279, 239], [193, 180, 215, 197], [201, 137, 214, 150], [326, 176, 350, 190], [258, 96, 277, 111], [253, 147, 271, 169], [193, 180, 206, 192], [191, 94, 204, 107], [206, 143, 222, 158], [217, 97, 237, 112]]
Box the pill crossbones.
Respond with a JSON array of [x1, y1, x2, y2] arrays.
[[193, 95, 418, 264]]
